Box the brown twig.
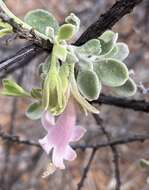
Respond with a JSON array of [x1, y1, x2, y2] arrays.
[[0, 130, 149, 150], [77, 148, 97, 190], [93, 115, 121, 190]]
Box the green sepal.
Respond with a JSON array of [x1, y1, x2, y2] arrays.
[[112, 78, 137, 97], [42, 69, 67, 115], [24, 9, 59, 35], [77, 70, 101, 101], [26, 102, 43, 120], [53, 43, 67, 62], [94, 58, 129, 87], [57, 23, 75, 41], [59, 63, 70, 92], [1, 79, 30, 97]]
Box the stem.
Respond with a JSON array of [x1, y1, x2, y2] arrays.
[[0, 0, 48, 40]]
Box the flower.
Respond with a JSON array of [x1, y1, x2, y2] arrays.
[[39, 98, 86, 169]]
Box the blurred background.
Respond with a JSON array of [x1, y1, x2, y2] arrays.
[[0, 0, 149, 189]]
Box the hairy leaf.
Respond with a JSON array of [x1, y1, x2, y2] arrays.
[[94, 59, 129, 87], [111, 43, 129, 61], [65, 13, 80, 32], [112, 78, 137, 97], [99, 30, 118, 55], [57, 24, 75, 41], [77, 70, 101, 101], [26, 102, 43, 120], [24, 9, 59, 35], [77, 39, 101, 57]]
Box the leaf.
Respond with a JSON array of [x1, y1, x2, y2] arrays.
[[1, 79, 30, 97], [77, 70, 101, 101], [65, 13, 80, 32], [111, 43, 129, 61], [76, 39, 101, 57], [94, 58, 129, 87], [26, 102, 43, 120], [70, 63, 99, 114], [0, 19, 13, 37], [140, 159, 149, 168], [112, 78, 137, 97], [99, 30, 118, 55], [57, 24, 75, 41], [104, 45, 118, 58], [24, 9, 59, 35]]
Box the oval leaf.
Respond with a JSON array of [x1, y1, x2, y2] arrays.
[[77, 70, 101, 101], [99, 30, 118, 55], [24, 9, 59, 35], [77, 39, 101, 57], [57, 23, 75, 41], [26, 102, 43, 120], [111, 43, 129, 61], [112, 78, 137, 97], [94, 58, 129, 87]]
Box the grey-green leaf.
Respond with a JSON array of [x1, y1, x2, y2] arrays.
[[26, 102, 43, 120], [65, 13, 80, 32], [99, 30, 118, 55], [24, 9, 59, 35], [77, 70, 101, 101], [57, 23, 75, 41], [77, 39, 101, 57], [94, 58, 129, 87], [111, 43, 129, 61], [112, 78, 137, 97]]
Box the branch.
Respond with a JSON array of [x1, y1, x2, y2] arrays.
[[0, 44, 43, 78], [93, 115, 121, 190], [77, 148, 97, 190], [0, 131, 149, 150], [94, 94, 149, 113], [0, 11, 52, 49], [75, 0, 144, 45], [0, 0, 144, 72]]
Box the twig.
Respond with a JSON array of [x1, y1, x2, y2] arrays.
[[77, 148, 97, 190], [0, 69, 25, 189], [94, 93, 149, 113], [0, 131, 149, 150], [0, 44, 42, 78], [75, 0, 144, 45], [93, 115, 121, 190]]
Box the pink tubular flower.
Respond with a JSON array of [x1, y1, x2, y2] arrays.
[[39, 98, 86, 169]]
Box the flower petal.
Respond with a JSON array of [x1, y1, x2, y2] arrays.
[[41, 111, 55, 131], [52, 147, 65, 169], [70, 126, 86, 142], [39, 135, 53, 154], [64, 145, 77, 161]]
